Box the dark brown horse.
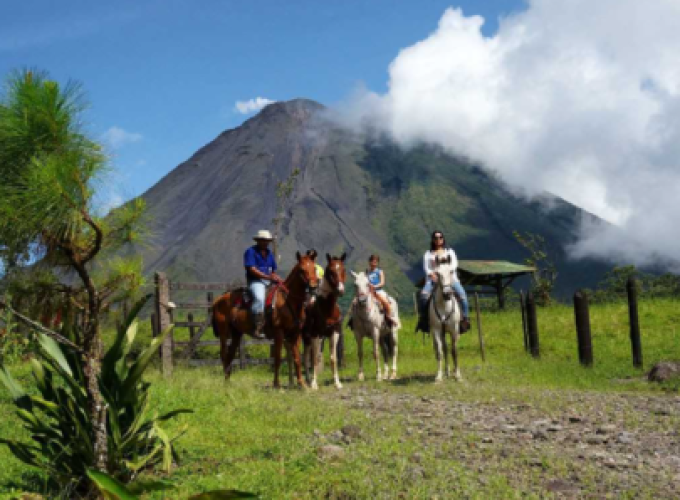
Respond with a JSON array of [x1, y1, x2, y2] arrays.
[[303, 253, 347, 390], [212, 251, 319, 388]]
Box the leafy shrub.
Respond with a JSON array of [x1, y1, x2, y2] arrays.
[[0, 296, 191, 497], [0, 302, 34, 363]]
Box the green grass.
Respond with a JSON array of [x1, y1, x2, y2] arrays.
[[1, 298, 679, 498]]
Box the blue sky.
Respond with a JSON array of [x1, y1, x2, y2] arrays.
[[0, 0, 524, 205]]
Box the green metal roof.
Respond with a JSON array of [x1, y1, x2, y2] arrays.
[[458, 260, 536, 276]]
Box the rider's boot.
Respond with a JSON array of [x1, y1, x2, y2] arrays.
[[251, 312, 266, 339], [459, 298, 471, 333], [415, 294, 430, 333]]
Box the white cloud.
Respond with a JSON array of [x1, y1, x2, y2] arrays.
[[99, 193, 124, 214], [101, 126, 143, 149], [341, 0, 680, 268], [234, 97, 276, 114]]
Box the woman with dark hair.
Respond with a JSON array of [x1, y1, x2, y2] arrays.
[[416, 230, 470, 333]]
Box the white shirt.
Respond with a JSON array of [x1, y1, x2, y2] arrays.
[[423, 248, 459, 282]]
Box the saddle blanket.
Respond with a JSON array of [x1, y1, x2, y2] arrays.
[[232, 286, 279, 311]]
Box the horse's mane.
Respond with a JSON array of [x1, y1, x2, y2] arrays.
[[284, 262, 301, 289]]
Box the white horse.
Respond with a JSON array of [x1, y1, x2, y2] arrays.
[[428, 254, 462, 382], [350, 271, 400, 382]]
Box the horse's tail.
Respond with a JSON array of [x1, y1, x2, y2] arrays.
[[211, 293, 226, 338], [211, 306, 219, 338], [380, 333, 395, 358]]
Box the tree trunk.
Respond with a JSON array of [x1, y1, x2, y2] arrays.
[[83, 322, 107, 472], [71, 257, 108, 474]]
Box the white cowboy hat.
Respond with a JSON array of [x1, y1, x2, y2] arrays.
[[253, 229, 273, 241]]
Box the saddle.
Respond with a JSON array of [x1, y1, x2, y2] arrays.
[[233, 285, 280, 311], [232, 284, 286, 335], [232, 287, 252, 309]]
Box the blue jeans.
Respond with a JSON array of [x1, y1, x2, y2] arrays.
[[421, 278, 469, 318], [248, 279, 269, 314]]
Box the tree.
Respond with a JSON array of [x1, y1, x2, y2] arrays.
[[513, 231, 557, 306], [0, 69, 145, 473]]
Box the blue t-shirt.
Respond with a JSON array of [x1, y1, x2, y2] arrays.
[[244, 245, 277, 280], [367, 268, 382, 290]]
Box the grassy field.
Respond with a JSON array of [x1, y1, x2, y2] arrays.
[[1, 298, 679, 498]]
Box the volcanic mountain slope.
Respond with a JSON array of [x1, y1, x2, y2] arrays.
[[132, 99, 610, 301]]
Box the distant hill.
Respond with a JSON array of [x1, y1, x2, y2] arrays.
[[130, 98, 610, 302]]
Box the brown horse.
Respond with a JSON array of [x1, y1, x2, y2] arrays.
[[303, 253, 347, 390], [211, 251, 319, 388]]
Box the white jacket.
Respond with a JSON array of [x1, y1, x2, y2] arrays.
[[423, 248, 459, 282]]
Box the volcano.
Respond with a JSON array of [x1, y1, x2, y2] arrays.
[[131, 98, 609, 301]]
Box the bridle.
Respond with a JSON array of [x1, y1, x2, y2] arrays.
[[324, 261, 346, 297], [432, 272, 456, 326]]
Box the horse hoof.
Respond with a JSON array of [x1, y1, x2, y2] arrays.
[[358, 374, 365, 382], [311, 383, 319, 391], [390, 373, 398, 380], [435, 377, 443, 384], [376, 377, 383, 383], [335, 383, 343, 390]]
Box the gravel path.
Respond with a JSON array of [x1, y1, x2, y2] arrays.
[[315, 381, 680, 498]]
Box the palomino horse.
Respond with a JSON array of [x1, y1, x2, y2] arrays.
[[429, 254, 462, 382], [350, 271, 400, 382], [211, 251, 319, 388], [303, 253, 346, 390]]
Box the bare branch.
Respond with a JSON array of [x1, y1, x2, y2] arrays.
[[0, 299, 83, 352]]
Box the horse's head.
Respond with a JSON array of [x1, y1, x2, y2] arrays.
[[324, 252, 347, 296], [434, 254, 456, 301], [296, 250, 319, 301], [351, 270, 371, 308]]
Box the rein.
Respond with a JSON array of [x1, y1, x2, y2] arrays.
[[432, 279, 456, 326], [355, 289, 379, 333], [278, 264, 316, 329]]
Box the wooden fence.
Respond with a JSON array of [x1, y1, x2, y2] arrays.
[[152, 271, 275, 376], [518, 277, 644, 368]]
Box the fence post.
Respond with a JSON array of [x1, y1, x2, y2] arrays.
[[573, 290, 593, 367], [627, 277, 643, 368], [187, 312, 195, 352], [520, 290, 528, 353], [474, 292, 486, 362], [526, 291, 540, 358], [150, 313, 158, 338], [155, 272, 173, 376]]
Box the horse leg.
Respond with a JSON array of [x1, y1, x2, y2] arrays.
[[379, 334, 389, 377], [285, 339, 294, 388], [390, 330, 398, 380], [373, 327, 382, 382], [355, 330, 365, 382], [310, 337, 319, 390], [442, 326, 450, 378], [330, 330, 343, 389], [291, 335, 307, 389], [224, 329, 242, 380], [302, 336, 311, 385], [452, 331, 462, 381], [273, 331, 284, 390], [432, 325, 444, 383]]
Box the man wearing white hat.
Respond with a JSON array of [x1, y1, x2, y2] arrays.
[[244, 229, 282, 338]]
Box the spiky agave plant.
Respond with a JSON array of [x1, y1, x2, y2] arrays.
[[0, 295, 192, 497]]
